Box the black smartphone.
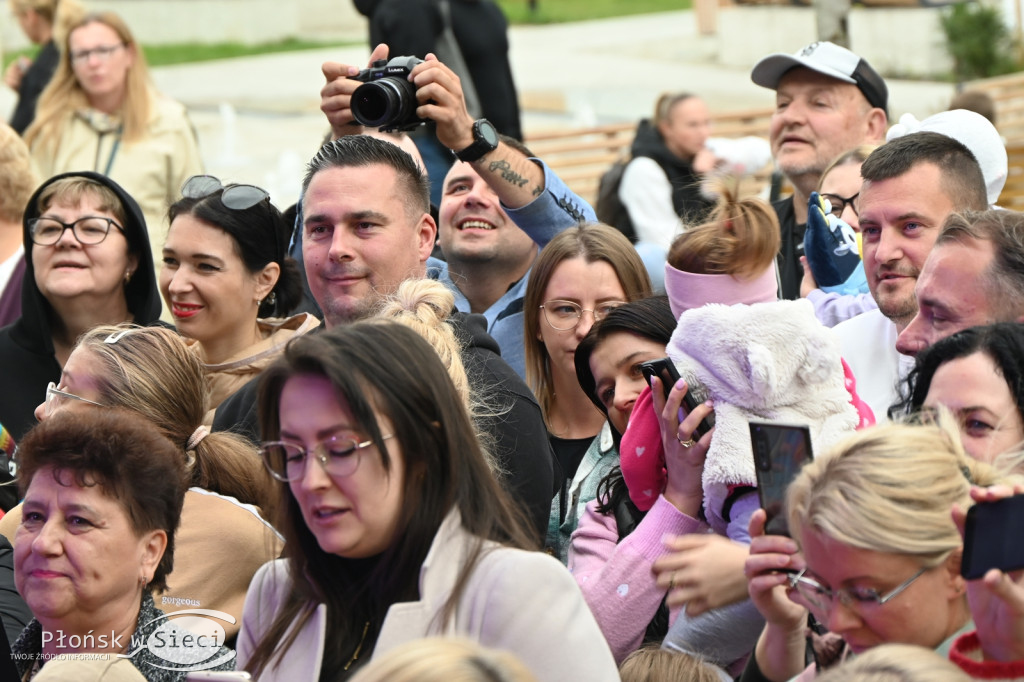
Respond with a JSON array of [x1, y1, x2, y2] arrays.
[[961, 493, 1024, 580], [749, 421, 814, 537], [639, 358, 715, 441]]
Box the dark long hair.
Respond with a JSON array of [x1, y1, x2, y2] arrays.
[[246, 322, 534, 680], [573, 296, 676, 516], [168, 186, 301, 317], [891, 322, 1024, 424], [574, 295, 676, 415]]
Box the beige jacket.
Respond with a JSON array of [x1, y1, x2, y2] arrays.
[[196, 313, 321, 424], [30, 92, 203, 295], [236, 512, 620, 682]]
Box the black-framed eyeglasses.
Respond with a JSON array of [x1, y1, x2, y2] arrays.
[[260, 433, 394, 482], [820, 192, 860, 219], [29, 216, 125, 246], [182, 175, 269, 211], [43, 382, 105, 418], [539, 299, 627, 331], [69, 43, 126, 65], [787, 566, 928, 614]]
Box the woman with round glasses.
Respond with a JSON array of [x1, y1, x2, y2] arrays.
[[521, 223, 652, 556], [0, 171, 161, 480], [162, 174, 317, 422], [743, 420, 1018, 680], [23, 10, 202, 277], [237, 321, 619, 681]]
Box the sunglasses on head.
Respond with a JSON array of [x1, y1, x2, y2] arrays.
[[181, 175, 269, 210]]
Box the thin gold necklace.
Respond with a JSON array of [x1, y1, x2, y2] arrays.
[[344, 622, 370, 671]]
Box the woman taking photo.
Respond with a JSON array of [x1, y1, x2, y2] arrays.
[[744, 420, 1017, 680], [237, 322, 618, 681], [11, 409, 234, 680], [162, 175, 317, 422], [0, 171, 161, 449], [24, 11, 202, 272], [522, 223, 652, 556]]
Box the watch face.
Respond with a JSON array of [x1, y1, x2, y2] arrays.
[[479, 120, 499, 146]]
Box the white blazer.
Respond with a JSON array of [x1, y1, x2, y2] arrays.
[[236, 512, 620, 681]]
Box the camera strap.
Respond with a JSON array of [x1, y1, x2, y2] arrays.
[[434, 0, 483, 120]]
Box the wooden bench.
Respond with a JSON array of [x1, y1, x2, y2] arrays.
[[524, 106, 775, 206], [964, 71, 1024, 208]]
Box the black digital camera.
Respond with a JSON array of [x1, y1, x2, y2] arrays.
[[350, 56, 427, 132]]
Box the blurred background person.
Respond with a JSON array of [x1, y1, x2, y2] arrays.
[[3, 0, 79, 135], [619, 93, 716, 257], [162, 175, 316, 423], [24, 11, 202, 286], [0, 172, 161, 461], [0, 123, 40, 326]]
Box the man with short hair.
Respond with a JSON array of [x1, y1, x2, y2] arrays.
[[433, 134, 574, 378], [833, 132, 988, 419], [318, 47, 592, 378], [896, 209, 1024, 356], [751, 41, 888, 299]]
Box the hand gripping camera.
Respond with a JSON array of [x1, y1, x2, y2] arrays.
[[350, 56, 427, 132]]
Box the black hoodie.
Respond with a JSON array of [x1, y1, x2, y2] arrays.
[[0, 171, 162, 458]]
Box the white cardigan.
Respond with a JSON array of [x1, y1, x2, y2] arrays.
[[236, 512, 620, 682]]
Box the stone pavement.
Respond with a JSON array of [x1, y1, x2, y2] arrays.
[[2, 10, 957, 207]]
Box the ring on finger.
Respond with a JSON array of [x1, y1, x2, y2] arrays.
[[677, 436, 696, 448]]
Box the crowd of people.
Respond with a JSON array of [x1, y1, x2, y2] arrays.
[[0, 2, 1023, 680]]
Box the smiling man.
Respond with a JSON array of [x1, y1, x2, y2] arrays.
[[751, 41, 888, 299], [432, 134, 575, 378], [832, 132, 988, 419]]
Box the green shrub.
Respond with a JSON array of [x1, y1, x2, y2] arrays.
[[941, 1, 1021, 80]]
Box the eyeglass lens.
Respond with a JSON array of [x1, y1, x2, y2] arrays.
[[30, 217, 118, 245], [542, 300, 624, 331]]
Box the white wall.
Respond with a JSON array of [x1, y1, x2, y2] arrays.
[[716, 5, 953, 78], [2, 0, 368, 51]]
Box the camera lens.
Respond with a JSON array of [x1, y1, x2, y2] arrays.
[[351, 78, 417, 129]]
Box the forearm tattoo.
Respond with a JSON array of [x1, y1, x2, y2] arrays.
[[488, 159, 529, 188]]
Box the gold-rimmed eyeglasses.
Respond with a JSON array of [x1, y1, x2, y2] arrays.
[[539, 299, 626, 331]]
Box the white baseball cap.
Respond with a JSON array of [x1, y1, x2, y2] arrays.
[[751, 41, 888, 113]]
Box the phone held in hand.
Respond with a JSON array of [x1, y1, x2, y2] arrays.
[[961, 493, 1024, 580], [639, 357, 715, 440], [748, 421, 814, 537]]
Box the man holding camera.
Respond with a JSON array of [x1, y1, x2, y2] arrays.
[[320, 44, 593, 378], [214, 46, 593, 538]]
